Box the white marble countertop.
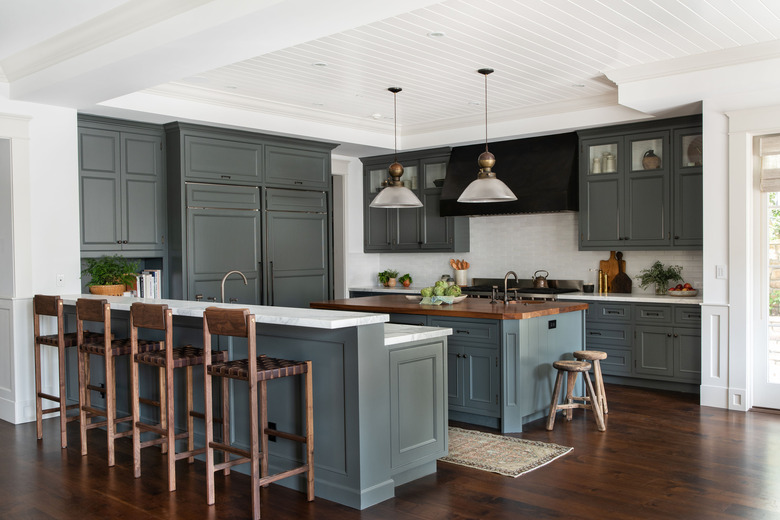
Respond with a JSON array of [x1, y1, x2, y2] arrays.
[[61, 294, 389, 330], [383, 323, 452, 346], [557, 292, 703, 304]]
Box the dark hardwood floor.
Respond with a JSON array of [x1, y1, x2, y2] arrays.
[[2, 384, 780, 519]]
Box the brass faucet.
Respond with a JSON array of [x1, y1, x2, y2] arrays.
[[503, 271, 518, 304], [221, 270, 248, 303]]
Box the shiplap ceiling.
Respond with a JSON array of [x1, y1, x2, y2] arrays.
[[147, 0, 780, 133]]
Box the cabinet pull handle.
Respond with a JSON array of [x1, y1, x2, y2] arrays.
[[220, 175, 231, 179], [674, 235, 680, 239], [589, 331, 602, 336], [648, 312, 659, 317], [416, 322, 425, 326], [116, 240, 122, 244], [606, 310, 619, 315], [673, 333, 678, 338], [667, 333, 672, 337], [462, 354, 468, 359], [269, 261, 275, 306], [455, 329, 470, 334], [294, 181, 303, 185], [122, 240, 128, 244]]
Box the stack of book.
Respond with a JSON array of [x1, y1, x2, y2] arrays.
[[136, 269, 162, 299]]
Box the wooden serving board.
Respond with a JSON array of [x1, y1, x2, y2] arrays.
[[599, 251, 624, 292], [611, 252, 632, 293]]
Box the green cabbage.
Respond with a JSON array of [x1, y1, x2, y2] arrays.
[[445, 285, 461, 297], [433, 285, 446, 296], [420, 287, 434, 297]]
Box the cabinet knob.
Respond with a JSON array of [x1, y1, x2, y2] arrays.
[[674, 235, 680, 239], [667, 333, 672, 337], [673, 333, 679, 338], [116, 240, 122, 244], [122, 240, 128, 244]]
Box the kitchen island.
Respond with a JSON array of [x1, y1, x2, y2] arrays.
[[57, 295, 450, 510], [311, 295, 588, 433]]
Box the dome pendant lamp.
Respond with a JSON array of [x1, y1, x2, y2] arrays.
[[369, 87, 423, 209], [457, 68, 517, 203]]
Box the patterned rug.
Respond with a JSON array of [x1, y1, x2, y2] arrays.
[[439, 426, 573, 478]]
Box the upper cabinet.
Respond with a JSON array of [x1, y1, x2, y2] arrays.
[[78, 117, 166, 256], [265, 145, 330, 189], [362, 148, 469, 253], [578, 116, 702, 250]]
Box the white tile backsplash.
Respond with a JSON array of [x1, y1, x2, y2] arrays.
[[372, 212, 703, 293]]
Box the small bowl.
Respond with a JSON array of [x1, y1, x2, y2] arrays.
[[432, 179, 445, 187], [667, 288, 698, 297], [582, 284, 595, 294]]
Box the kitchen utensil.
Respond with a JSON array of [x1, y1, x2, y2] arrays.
[[642, 149, 661, 169], [611, 252, 632, 293], [454, 269, 468, 286], [532, 270, 549, 288], [598, 251, 624, 292], [582, 283, 595, 293]]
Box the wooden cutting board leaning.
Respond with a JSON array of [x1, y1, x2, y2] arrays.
[[598, 251, 625, 292], [610, 252, 632, 293]]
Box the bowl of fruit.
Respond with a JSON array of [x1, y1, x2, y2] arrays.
[[667, 283, 698, 297]]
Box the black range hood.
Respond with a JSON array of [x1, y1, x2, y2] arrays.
[[439, 132, 579, 216]]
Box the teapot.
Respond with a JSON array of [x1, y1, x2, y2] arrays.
[[532, 270, 549, 289]]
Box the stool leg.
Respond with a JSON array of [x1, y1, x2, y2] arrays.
[[187, 366, 195, 464], [305, 362, 315, 501], [131, 353, 141, 479], [34, 340, 43, 440], [165, 364, 176, 492], [565, 371, 576, 421], [583, 371, 606, 431], [221, 376, 231, 476], [57, 344, 68, 448], [249, 376, 261, 520], [78, 350, 88, 456], [259, 380, 269, 486], [106, 352, 116, 467], [594, 360, 608, 414], [546, 370, 563, 431], [204, 368, 215, 505], [159, 367, 168, 455]]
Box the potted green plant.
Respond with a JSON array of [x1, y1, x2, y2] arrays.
[[82, 255, 139, 296], [399, 273, 412, 287], [378, 269, 399, 287], [637, 261, 683, 295]]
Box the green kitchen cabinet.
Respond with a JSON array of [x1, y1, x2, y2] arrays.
[[78, 117, 166, 256], [579, 115, 702, 251], [362, 148, 469, 253]]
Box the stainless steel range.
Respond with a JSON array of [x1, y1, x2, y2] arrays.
[[460, 277, 583, 301]]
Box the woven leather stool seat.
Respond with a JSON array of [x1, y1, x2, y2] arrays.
[[79, 337, 163, 357], [37, 330, 104, 348], [207, 355, 309, 382], [547, 357, 605, 432], [135, 345, 228, 368], [573, 350, 609, 414]]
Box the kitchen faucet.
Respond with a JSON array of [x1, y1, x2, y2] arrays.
[[503, 271, 518, 304], [221, 270, 248, 303]]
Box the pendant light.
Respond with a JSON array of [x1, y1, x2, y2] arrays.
[[457, 68, 517, 203], [369, 87, 423, 208]]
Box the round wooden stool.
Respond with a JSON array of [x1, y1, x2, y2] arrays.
[[573, 350, 608, 414], [546, 359, 605, 432]]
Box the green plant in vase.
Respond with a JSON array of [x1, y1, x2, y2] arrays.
[[398, 273, 412, 287], [378, 269, 399, 287], [82, 255, 139, 296], [637, 261, 683, 294]]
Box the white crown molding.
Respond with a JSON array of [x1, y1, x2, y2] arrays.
[[606, 40, 780, 86]]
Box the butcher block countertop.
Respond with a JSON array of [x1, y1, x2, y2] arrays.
[[310, 295, 588, 320]]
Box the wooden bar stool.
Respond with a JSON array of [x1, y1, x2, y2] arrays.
[[76, 298, 164, 466], [546, 359, 606, 432], [573, 350, 609, 414], [32, 295, 104, 448], [130, 302, 229, 491], [203, 307, 314, 520]]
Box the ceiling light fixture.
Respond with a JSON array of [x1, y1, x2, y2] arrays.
[[457, 68, 517, 203], [369, 87, 423, 209], [427, 31, 446, 38]]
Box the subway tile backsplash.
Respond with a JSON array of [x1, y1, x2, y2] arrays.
[[375, 213, 703, 293]]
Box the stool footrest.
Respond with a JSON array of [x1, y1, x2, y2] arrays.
[[86, 384, 106, 394], [266, 428, 306, 444], [189, 410, 223, 424], [209, 441, 250, 459], [114, 429, 133, 439], [38, 392, 62, 403], [258, 465, 309, 487], [175, 447, 206, 461], [214, 457, 251, 472], [136, 422, 166, 436], [138, 397, 160, 408]]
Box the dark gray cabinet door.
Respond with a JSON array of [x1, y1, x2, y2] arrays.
[[185, 185, 262, 304], [265, 145, 329, 188], [674, 327, 701, 382], [673, 128, 703, 247], [122, 132, 165, 251], [421, 190, 451, 249], [623, 131, 670, 247], [581, 174, 621, 246], [447, 346, 465, 407], [463, 345, 500, 415], [79, 128, 122, 251], [184, 135, 262, 184], [266, 210, 329, 308], [634, 325, 674, 377]]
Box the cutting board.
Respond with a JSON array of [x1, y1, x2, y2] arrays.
[[611, 252, 632, 293], [598, 251, 625, 292]]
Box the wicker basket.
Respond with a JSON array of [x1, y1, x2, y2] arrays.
[[89, 284, 125, 296]]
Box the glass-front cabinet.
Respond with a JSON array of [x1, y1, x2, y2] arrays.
[[579, 115, 701, 250], [362, 148, 469, 253]]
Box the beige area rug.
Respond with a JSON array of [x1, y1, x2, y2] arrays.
[[439, 427, 572, 478]]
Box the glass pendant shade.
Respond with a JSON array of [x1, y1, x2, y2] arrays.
[[369, 88, 423, 209], [458, 68, 517, 203]]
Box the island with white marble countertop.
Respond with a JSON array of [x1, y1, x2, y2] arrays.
[[57, 294, 450, 510], [311, 295, 588, 433]]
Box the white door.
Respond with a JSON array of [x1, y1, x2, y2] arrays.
[[754, 190, 780, 409]]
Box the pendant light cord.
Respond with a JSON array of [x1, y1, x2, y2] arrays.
[[394, 90, 398, 162], [484, 72, 489, 153]]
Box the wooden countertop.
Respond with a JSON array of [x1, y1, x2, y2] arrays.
[[311, 295, 588, 320]]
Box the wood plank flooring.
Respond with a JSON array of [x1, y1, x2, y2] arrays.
[[2, 384, 779, 519]]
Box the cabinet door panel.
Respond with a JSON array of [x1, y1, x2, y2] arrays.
[[393, 208, 422, 249], [582, 176, 621, 245], [447, 347, 465, 407], [674, 328, 701, 382], [624, 171, 670, 245], [123, 133, 164, 251], [265, 145, 329, 188], [674, 169, 703, 246], [464, 347, 499, 415], [597, 347, 633, 376], [79, 129, 122, 251], [184, 135, 261, 183], [421, 190, 451, 249], [635, 325, 674, 377]]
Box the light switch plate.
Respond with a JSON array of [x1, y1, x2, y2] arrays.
[[56, 274, 64, 287], [716, 265, 727, 279]]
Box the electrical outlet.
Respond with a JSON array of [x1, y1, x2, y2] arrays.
[[716, 265, 727, 279], [56, 274, 64, 287]]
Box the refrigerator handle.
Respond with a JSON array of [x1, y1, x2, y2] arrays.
[[269, 261, 274, 306], [258, 260, 264, 306]]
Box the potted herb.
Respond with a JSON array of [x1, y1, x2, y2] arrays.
[[637, 261, 683, 295], [378, 269, 399, 287], [82, 255, 139, 296], [399, 273, 412, 287]]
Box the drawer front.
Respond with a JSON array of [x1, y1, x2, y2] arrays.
[[266, 187, 327, 213], [186, 183, 260, 210], [596, 347, 633, 376], [585, 322, 632, 346], [674, 306, 701, 326], [429, 317, 499, 346], [635, 304, 673, 325], [184, 135, 262, 183], [389, 313, 428, 327], [596, 302, 631, 322]]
